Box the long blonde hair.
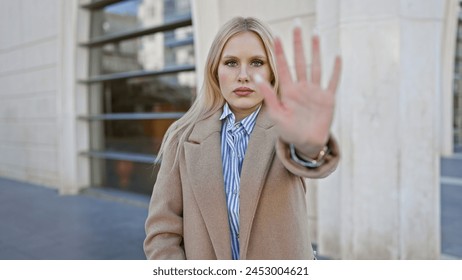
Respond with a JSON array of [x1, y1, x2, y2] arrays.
[[157, 17, 279, 164]]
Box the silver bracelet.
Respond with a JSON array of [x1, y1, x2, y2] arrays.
[[289, 144, 330, 168]]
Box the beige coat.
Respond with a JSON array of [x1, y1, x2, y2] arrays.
[[144, 106, 339, 260]]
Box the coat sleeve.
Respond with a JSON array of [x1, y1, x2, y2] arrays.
[[275, 135, 340, 178], [143, 137, 186, 260]]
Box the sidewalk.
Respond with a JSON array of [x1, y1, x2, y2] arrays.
[[0, 177, 148, 260], [0, 172, 461, 260], [441, 154, 462, 259]]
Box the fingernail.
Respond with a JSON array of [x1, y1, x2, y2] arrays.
[[312, 26, 319, 36], [334, 45, 341, 57], [293, 18, 302, 28], [254, 74, 263, 84]]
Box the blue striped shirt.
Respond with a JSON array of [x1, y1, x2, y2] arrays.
[[220, 103, 261, 260]]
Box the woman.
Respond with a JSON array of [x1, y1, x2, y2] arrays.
[[144, 16, 342, 260]]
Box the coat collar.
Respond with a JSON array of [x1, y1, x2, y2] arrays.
[[183, 105, 276, 259]]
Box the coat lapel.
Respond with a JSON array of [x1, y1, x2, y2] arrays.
[[183, 106, 277, 260], [183, 110, 232, 259], [239, 107, 277, 259]]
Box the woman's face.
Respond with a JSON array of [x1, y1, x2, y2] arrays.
[[217, 31, 272, 120]]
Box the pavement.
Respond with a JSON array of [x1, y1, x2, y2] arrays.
[[0, 178, 149, 260], [441, 154, 462, 259], [0, 155, 461, 260]]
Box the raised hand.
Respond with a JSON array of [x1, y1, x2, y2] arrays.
[[255, 26, 342, 158]]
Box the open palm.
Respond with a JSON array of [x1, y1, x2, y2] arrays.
[[256, 27, 342, 158]]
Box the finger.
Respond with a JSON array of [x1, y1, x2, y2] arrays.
[[274, 37, 293, 88], [293, 26, 307, 82], [327, 56, 342, 94], [254, 74, 284, 117], [311, 34, 322, 85]]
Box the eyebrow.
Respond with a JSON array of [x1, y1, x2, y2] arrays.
[[221, 55, 268, 60]]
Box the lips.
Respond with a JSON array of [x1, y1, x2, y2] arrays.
[[233, 87, 254, 96]]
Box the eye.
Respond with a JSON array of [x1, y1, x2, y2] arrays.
[[224, 60, 238, 67], [251, 59, 264, 67]]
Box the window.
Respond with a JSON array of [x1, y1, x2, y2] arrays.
[[455, 7, 462, 153], [80, 0, 195, 194]]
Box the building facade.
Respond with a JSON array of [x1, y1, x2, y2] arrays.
[[0, 0, 459, 259]]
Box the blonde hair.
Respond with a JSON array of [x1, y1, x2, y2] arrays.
[[156, 17, 279, 165]]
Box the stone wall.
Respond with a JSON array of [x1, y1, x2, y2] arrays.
[[0, 0, 82, 193]]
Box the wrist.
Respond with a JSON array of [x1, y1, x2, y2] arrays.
[[294, 144, 326, 159], [290, 141, 331, 169], [291, 134, 329, 158]]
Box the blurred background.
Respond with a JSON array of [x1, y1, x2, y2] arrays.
[[0, 0, 460, 260]]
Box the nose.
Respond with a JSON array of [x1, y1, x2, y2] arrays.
[[237, 66, 249, 82]]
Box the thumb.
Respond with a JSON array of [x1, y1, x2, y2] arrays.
[[255, 74, 283, 117]]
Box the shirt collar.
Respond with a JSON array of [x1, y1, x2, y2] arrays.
[[219, 103, 261, 135]]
